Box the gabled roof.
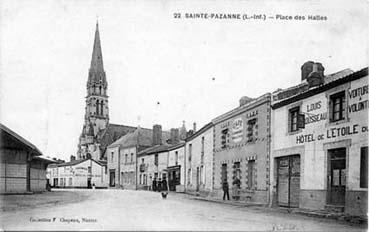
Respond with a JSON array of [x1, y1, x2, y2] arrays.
[[108, 127, 153, 149], [56, 158, 104, 167], [0, 123, 43, 156], [98, 123, 138, 152]]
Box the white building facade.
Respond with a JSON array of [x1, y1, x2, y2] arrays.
[[185, 123, 214, 194], [271, 65, 368, 216], [48, 159, 108, 188]]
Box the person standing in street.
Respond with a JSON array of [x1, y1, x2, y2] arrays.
[[152, 178, 157, 192], [222, 179, 230, 200]]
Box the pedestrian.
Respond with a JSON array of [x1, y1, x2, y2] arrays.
[[222, 179, 230, 200], [162, 177, 168, 192], [157, 178, 162, 192], [232, 177, 241, 200], [152, 178, 157, 191]]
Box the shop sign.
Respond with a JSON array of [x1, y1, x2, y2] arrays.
[[232, 117, 243, 143], [295, 123, 368, 144], [348, 85, 369, 114]]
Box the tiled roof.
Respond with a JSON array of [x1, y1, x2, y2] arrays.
[[108, 127, 153, 148], [0, 123, 43, 156], [56, 158, 104, 167], [98, 123, 137, 152]]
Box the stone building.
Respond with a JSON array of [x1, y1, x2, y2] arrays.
[[167, 142, 185, 192], [47, 157, 108, 188], [185, 122, 214, 194], [270, 63, 368, 217], [0, 123, 55, 193], [212, 94, 271, 204], [77, 22, 139, 161]]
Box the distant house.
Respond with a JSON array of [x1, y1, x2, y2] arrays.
[[47, 158, 107, 188], [0, 123, 55, 194]]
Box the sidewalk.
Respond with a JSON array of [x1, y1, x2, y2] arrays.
[[183, 192, 368, 225]]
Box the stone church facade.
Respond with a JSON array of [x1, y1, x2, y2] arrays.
[[77, 22, 137, 161]]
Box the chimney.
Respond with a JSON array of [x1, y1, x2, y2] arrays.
[[152, 124, 162, 145], [70, 155, 76, 161], [170, 128, 180, 144], [193, 122, 197, 133], [301, 61, 325, 86], [239, 96, 253, 107]]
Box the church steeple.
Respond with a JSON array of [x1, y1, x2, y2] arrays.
[[78, 21, 110, 160], [88, 21, 107, 87]]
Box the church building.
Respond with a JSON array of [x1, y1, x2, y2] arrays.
[[77, 22, 137, 161]]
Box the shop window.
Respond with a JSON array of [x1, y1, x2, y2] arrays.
[[247, 160, 255, 189], [329, 91, 346, 122], [360, 147, 368, 188], [221, 129, 229, 149], [247, 119, 257, 142]]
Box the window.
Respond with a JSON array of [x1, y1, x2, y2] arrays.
[[125, 154, 128, 164], [200, 165, 204, 184], [187, 169, 191, 184], [189, 144, 192, 162], [175, 151, 178, 166], [100, 101, 104, 115], [111, 152, 114, 162], [96, 100, 100, 115], [221, 164, 227, 183], [247, 160, 255, 189], [88, 166, 91, 173], [233, 162, 241, 184], [289, 106, 300, 132], [69, 178, 72, 186], [221, 128, 230, 149], [131, 153, 134, 163], [154, 154, 158, 166], [330, 91, 346, 122], [360, 147, 368, 188], [141, 158, 144, 163], [105, 166, 107, 174], [247, 119, 257, 142], [201, 137, 205, 164]]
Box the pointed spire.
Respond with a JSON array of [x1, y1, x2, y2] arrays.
[[90, 20, 104, 71]]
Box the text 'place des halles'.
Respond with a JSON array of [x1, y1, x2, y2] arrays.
[[0, 20, 368, 231]]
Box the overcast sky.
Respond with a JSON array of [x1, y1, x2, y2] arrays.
[[1, 0, 367, 161]]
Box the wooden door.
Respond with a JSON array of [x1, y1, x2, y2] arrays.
[[328, 149, 346, 205], [277, 155, 300, 207]]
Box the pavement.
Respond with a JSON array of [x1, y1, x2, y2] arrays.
[[0, 189, 367, 231], [185, 192, 368, 224]]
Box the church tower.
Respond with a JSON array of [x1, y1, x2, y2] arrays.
[[77, 21, 109, 159]]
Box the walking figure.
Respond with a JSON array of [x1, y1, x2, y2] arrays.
[[152, 178, 157, 192], [222, 179, 230, 200]]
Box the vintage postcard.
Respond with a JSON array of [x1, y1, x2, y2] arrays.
[[0, 0, 368, 231]]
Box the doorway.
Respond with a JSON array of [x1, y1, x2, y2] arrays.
[[277, 155, 300, 208], [109, 170, 115, 187], [327, 148, 346, 206], [87, 178, 92, 189]]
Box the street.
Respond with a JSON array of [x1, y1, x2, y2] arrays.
[[0, 189, 366, 231]]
